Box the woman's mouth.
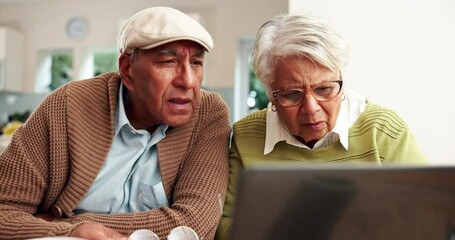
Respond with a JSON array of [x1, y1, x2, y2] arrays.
[[304, 121, 324, 130]]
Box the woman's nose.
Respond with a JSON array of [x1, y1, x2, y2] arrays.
[[299, 93, 321, 114]]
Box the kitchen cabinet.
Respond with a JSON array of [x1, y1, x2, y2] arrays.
[[0, 27, 24, 92]]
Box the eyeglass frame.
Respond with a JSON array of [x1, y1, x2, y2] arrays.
[[272, 80, 343, 107]]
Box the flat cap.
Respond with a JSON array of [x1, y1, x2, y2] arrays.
[[117, 6, 213, 54]]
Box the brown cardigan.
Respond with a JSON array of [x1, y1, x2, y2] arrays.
[[0, 73, 231, 240]]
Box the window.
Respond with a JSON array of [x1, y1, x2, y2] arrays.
[[234, 38, 270, 122], [248, 68, 269, 111], [35, 49, 73, 93], [50, 51, 73, 91], [36, 48, 118, 93], [93, 50, 118, 76]]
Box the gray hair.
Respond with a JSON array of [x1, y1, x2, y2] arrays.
[[251, 12, 349, 95]]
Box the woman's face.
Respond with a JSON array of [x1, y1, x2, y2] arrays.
[[271, 55, 343, 144]]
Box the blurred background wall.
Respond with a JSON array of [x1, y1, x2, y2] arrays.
[[289, 0, 454, 165], [0, 0, 454, 164]]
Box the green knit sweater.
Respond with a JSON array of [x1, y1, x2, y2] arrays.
[[216, 102, 427, 240]]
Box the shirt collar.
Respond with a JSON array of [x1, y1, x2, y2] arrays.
[[264, 90, 366, 154], [115, 83, 169, 137], [114, 83, 127, 137]]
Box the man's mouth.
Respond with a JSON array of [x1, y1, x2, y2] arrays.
[[169, 98, 192, 111], [170, 98, 191, 104]]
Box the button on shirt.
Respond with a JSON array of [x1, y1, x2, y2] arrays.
[[264, 90, 367, 154], [75, 84, 169, 214]]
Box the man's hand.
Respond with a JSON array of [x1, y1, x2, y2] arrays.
[[70, 222, 127, 240]]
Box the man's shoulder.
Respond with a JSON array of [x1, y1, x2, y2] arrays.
[[197, 89, 230, 115], [199, 89, 227, 105], [66, 72, 118, 89], [62, 72, 119, 101], [191, 89, 230, 126], [195, 89, 229, 121]]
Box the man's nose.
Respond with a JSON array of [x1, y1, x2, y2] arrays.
[[174, 63, 196, 89]]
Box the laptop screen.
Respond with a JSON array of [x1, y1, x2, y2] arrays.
[[230, 164, 455, 240]]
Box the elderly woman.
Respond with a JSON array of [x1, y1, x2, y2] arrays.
[[215, 11, 427, 240]]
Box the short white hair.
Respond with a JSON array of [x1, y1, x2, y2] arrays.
[[251, 12, 349, 96]]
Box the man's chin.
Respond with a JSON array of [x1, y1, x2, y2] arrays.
[[166, 115, 192, 127]]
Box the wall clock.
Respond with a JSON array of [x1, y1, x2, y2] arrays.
[[66, 16, 89, 40]]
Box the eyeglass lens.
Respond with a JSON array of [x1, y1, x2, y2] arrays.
[[275, 81, 342, 107]]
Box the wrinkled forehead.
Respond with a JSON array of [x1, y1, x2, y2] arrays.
[[140, 40, 206, 57]]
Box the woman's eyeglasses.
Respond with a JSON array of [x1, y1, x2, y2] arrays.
[[272, 80, 343, 107]]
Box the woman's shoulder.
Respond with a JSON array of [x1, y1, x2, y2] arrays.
[[353, 101, 409, 134], [237, 108, 267, 122], [364, 102, 406, 123], [231, 109, 268, 139], [234, 109, 267, 127]]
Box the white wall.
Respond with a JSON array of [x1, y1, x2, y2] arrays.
[[290, 0, 455, 164]]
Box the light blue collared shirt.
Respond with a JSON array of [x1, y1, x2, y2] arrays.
[[264, 90, 366, 154], [75, 84, 169, 214]]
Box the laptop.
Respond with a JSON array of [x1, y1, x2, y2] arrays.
[[229, 164, 455, 240]]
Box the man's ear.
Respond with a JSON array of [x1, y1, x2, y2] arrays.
[[119, 53, 134, 91]]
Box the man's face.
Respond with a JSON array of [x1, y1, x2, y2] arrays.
[[119, 40, 205, 129]]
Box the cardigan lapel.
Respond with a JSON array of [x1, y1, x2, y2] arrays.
[[55, 73, 119, 215], [157, 93, 202, 202]]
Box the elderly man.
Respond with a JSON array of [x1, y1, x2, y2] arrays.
[[0, 6, 230, 240]]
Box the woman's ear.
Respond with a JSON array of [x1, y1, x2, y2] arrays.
[[119, 53, 134, 91]]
